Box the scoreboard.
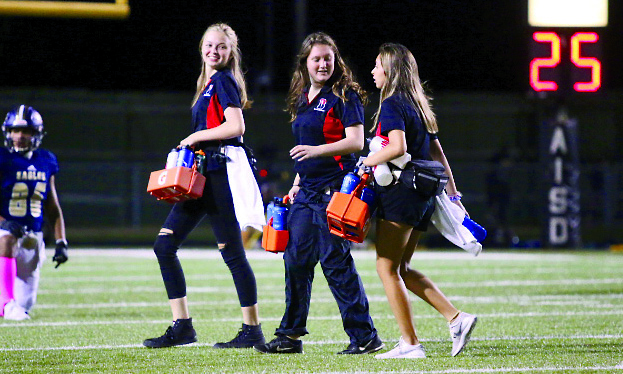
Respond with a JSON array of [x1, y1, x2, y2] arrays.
[[528, 0, 607, 94], [530, 31, 601, 93], [529, 0, 608, 248]]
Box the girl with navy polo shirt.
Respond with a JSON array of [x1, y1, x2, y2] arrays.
[[254, 32, 383, 355], [143, 23, 266, 349], [364, 43, 477, 359]]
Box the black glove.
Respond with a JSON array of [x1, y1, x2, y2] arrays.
[[53, 240, 69, 269], [0, 220, 25, 238]]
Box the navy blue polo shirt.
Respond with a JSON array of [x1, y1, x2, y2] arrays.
[[375, 93, 437, 161], [191, 69, 242, 145], [293, 86, 364, 190]]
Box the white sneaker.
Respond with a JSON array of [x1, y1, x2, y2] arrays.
[[450, 312, 477, 356], [3, 300, 31, 321], [375, 337, 426, 359]]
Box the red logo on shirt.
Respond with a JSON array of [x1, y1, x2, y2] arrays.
[[314, 98, 327, 112]]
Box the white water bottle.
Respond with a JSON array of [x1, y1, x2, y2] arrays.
[[368, 150, 393, 186], [390, 152, 411, 179], [374, 163, 393, 186], [369, 136, 388, 153], [367, 151, 393, 186], [389, 152, 411, 168], [370, 136, 411, 181], [370, 136, 411, 168]]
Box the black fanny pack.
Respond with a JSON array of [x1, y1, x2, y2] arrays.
[[397, 159, 449, 198], [200, 142, 258, 174]]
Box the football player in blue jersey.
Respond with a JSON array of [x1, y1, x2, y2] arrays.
[[364, 43, 476, 359], [143, 23, 266, 349], [0, 105, 68, 321], [254, 32, 383, 355]]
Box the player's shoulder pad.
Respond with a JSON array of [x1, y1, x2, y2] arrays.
[[35, 148, 58, 161], [0, 147, 10, 158]]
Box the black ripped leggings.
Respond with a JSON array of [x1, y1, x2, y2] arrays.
[[153, 167, 257, 307]]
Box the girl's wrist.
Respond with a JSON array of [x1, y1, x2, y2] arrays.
[[447, 191, 462, 201]]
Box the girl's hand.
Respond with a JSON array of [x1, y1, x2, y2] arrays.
[[179, 134, 197, 147], [288, 185, 300, 201], [290, 145, 320, 161]]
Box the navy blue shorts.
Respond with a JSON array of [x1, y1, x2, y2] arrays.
[[375, 182, 435, 230]]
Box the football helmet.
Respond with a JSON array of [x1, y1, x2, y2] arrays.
[[2, 105, 45, 152]]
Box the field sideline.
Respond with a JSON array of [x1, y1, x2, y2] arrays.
[[2, 248, 622, 373]]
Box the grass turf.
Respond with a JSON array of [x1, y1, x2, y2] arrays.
[[2, 248, 622, 373]]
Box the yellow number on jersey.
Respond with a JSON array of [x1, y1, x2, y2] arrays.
[[8, 181, 47, 218]]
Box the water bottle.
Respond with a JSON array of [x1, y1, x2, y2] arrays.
[[340, 172, 360, 194], [176, 146, 194, 168], [373, 163, 393, 186], [195, 150, 206, 174], [359, 186, 375, 207], [165, 148, 178, 169], [462, 216, 487, 243], [389, 152, 411, 168], [266, 200, 276, 225], [272, 203, 288, 230], [369, 136, 388, 153]]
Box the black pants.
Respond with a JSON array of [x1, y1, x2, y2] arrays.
[[275, 187, 377, 346], [153, 167, 257, 307]]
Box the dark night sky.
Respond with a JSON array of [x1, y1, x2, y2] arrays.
[[1, 1, 621, 94]]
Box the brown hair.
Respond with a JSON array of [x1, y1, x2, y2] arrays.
[[286, 32, 367, 122]]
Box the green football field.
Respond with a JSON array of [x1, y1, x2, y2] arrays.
[[2, 248, 622, 373]]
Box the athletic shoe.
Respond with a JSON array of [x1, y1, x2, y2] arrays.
[[375, 337, 426, 359], [254, 335, 303, 354], [213, 323, 265, 348], [3, 300, 30, 321], [338, 334, 385, 354], [449, 312, 477, 356], [143, 318, 197, 348]]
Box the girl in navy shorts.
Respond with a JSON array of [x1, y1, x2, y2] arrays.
[[143, 23, 266, 349], [254, 32, 383, 355], [363, 43, 477, 359]]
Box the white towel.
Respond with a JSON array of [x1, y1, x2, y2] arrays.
[[223, 146, 266, 231], [430, 191, 482, 256]]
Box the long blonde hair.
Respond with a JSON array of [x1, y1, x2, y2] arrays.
[[192, 23, 251, 109], [286, 32, 367, 122], [371, 43, 437, 134]]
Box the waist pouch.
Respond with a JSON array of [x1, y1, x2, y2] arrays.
[[202, 149, 230, 173], [200, 142, 258, 174], [398, 159, 449, 198]]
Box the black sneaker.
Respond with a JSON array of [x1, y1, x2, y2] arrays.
[[337, 334, 384, 354], [254, 335, 303, 354], [143, 318, 197, 348], [213, 323, 265, 348]]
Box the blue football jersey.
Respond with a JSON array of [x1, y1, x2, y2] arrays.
[[0, 148, 59, 232]]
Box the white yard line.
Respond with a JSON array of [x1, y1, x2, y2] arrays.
[[49, 248, 589, 262], [23, 294, 623, 309], [40, 272, 623, 288], [1, 334, 622, 352], [3, 310, 623, 329], [287, 367, 623, 374]]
